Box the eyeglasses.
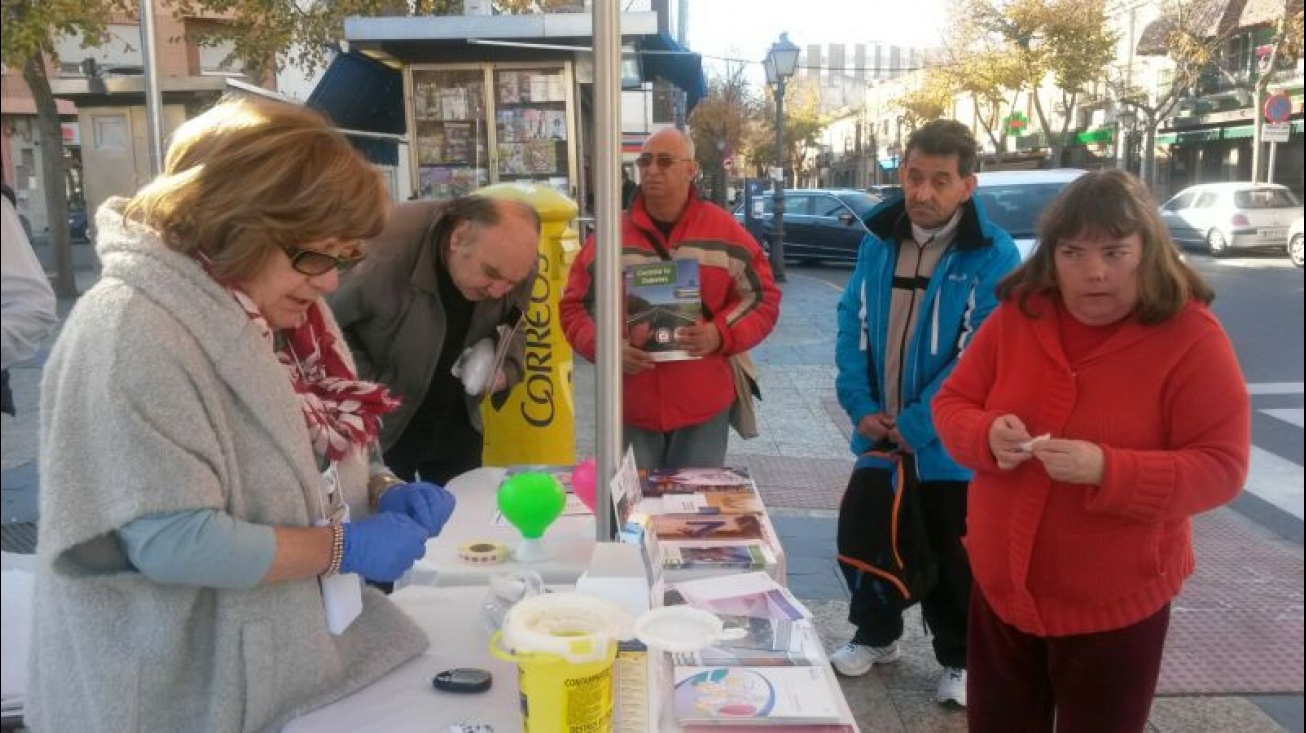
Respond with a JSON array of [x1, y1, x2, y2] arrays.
[[635, 153, 693, 170], [280, 243, 365, 276]]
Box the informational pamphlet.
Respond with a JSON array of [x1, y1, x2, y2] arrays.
[[625, 259, 702, 362]]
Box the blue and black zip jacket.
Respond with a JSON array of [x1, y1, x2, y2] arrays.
[[835, 195, 1020, 481]]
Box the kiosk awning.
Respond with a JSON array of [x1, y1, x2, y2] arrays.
[[305, 50, 404, 166]]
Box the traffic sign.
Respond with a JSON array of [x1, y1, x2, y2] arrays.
[[1264, 122, 1290, 143], [1264, 93, 1292, 123], [723, 158, 733, 170]]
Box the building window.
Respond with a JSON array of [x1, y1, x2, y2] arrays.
[[93, 115, 128, 150], [54, 24, 143, 76], [652, 83, 674, 123], [198, 38, 245, 76]]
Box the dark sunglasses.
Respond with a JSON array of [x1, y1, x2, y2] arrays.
[[635, 153, 692, 170], [280, 243, 365, 276]]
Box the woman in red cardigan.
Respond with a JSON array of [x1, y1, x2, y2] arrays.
[[932, 169, 1250, 733]]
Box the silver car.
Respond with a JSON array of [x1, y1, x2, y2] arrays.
[[1289, 216, 1304, 268], [1159, 183, 1301, 256], [973, 169, 1088, 260]]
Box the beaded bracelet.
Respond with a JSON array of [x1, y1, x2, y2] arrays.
[[324, 524, 345, 576]]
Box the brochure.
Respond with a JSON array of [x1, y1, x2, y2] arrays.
[[672, 572, 811, 621], [625, 259, 702, 362], [650, 513, 766, 542], [660, 541, 775, 571], [642, 467, 754, 497], [672, 666, 844, 725], [650, 491, 765, 515]]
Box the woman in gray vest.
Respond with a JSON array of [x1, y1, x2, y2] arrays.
[[26, 97, 454, 733]]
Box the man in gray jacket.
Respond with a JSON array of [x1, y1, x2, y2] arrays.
[[330, 196, 540, 484]]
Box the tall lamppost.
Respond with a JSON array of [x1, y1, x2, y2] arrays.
[[764, 32, 800, 283]]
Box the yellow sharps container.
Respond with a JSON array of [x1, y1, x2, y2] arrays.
[[475, 182, 578, 466]]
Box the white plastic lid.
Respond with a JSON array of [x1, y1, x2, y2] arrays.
[[501, 592, 634, 663], [634, 606, 725, 653]]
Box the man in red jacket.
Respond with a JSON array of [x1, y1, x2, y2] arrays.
[[560, 129, 780, 469]]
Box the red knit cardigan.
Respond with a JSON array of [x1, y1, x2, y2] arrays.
[[933, 294, 1250, 637]]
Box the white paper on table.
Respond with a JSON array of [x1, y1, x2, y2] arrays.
[[672, 571, 812, 621]]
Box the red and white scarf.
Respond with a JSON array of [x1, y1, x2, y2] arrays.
[[228, 287, 399, 462]]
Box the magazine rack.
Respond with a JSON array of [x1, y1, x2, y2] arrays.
[[407, 62, 578, 203]]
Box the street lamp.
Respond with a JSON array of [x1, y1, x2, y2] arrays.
[[764, 32, 800, 283]]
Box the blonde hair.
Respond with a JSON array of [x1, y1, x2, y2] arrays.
[[997, 169, 1213, 325], [124, 96, 389, 282]]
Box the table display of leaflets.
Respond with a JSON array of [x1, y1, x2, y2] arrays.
[[412, 69, 489, 201], [672, 666, 845, 727], [493, 68, 570, 196], [625, 259, 702, 362]]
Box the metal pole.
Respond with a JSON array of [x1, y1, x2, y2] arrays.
[[139, 0, 165, 176], [769, 75, 788, 283], [1251, 86, 1264, 183], [592, 0, 622, 541], [1267, 141, 1278, 185]]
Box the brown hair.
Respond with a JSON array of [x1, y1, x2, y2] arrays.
[[997, 169, 1213, 324], [123, 96, 389, 282], [904, 119, 980, 177]]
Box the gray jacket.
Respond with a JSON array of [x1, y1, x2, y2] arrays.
[[27, 200, 427, 733], [329, 200, 534, 449]]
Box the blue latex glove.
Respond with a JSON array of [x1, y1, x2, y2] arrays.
[[377, 481, 457, 538], [339, 512, 429, 582]]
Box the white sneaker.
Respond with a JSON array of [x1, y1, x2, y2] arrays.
[[936, 666, 967, 707], [830, 641, 900, 677]]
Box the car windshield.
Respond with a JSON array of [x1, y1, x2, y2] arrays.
[[837, 192, 882, 217], [1234, 188, 1299, 209], [975, 183, 1071, 238]]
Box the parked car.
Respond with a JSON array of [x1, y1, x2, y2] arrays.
[[973, 168, 1087, 259], [68, 206, 90, 242], [1289, 216, 1304, 268], [734, 188, 882, 263], [1158, 182, 1301, 256], [866, 183, 902, 200]]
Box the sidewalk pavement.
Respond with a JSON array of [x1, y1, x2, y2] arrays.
[[3, 263, 1302, 732]]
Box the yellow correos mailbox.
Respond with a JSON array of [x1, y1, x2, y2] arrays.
[[476, 182, 577, 466]]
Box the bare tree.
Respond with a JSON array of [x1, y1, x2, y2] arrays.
[[688, 61, 756, 206], [1108, 0, 1241, 186], [1247, 0, 1304, 181]]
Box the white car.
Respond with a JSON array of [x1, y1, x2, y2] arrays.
[[973, 169, 1087, 259], [1159, 182, 1301, 256], [1289, 216, 1304, 268]]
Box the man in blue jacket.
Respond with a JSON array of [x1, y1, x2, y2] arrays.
[[832, 120, 1019, 709]]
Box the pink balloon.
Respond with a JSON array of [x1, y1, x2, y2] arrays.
[[571, 457, 598, 513]]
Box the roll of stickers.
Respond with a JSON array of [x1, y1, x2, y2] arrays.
[[458, 541, 508, 565]]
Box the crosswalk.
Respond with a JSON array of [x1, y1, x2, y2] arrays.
[[1246, 382, 1304, 520]]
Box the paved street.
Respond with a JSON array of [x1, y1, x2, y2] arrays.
[[3, 252, 1302, 732]]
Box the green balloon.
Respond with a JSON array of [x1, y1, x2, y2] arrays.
[[497, 472, 566, 539]]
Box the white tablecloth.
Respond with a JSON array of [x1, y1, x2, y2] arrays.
[[284, 584, 860, 733], [398, 467, 601, 589]]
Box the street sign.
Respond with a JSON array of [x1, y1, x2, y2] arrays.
[[1264, 93, 1292, 123], [1264, 122, 1291, 143], [723, 158, 733, 170]]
